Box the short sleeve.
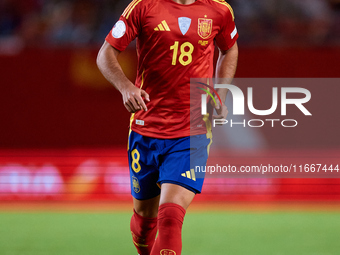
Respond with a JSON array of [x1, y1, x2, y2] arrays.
[[105, 0, 145, 52], [215, 5, 238, 51]]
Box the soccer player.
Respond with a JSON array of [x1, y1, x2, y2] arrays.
[[97, 0, 238, 254]]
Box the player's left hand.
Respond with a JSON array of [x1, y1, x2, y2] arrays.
[[212, 97, 228, 122]]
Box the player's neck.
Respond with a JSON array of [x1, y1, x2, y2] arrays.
[[172, 0, 196, 5]]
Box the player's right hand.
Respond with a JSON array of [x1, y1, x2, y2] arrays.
[[121, 84, 150, 113], [212, 95, 229, 123]]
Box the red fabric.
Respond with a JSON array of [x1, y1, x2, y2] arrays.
[[151, 203, 186, 255], [130, 210, 158, 255], [106, 0, 238, 139]]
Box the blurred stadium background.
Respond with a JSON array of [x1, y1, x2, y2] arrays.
[[0, 0, 340, 254]]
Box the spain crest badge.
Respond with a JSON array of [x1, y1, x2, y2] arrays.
[[198, 18, 213, 39], [132, 176, 140, 193]]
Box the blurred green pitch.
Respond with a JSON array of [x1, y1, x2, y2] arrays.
[[1, 210, 339, 255]]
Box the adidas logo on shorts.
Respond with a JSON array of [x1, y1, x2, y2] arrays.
[[181, 169, 196, 181]]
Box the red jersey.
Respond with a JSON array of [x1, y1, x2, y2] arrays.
[[106, 0, 238, 139]]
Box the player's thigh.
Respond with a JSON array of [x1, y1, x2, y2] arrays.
[[159, 183, 195, 210], [158, 134, 211, 196]]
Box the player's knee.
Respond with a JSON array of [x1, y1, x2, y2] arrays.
[[159, 183, 196, 210], [134, 206, 158, 218], [134, 200, 158, 218], [134, 196, 160, 218]]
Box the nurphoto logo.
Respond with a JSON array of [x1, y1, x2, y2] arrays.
[[199, 83, 312, 128]]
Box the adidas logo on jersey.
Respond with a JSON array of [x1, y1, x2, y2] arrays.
[[154, 20, 171, 31], [181, 169, 196, 181]]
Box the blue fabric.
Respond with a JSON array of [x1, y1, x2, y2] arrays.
[[128, 131, 211, 200]]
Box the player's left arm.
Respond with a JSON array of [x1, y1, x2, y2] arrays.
[[213, 42, 238, 119]]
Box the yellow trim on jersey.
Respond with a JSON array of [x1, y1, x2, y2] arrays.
[[140, 69, 146, 92], [126, 0, 143, 19], [122, 0, 139, 17], [203, 114, 213, 156], [127, 113, 135, 150], [211, 0, 235, 21], [203, 78, 213, 156], [127, 69, 145, 151]]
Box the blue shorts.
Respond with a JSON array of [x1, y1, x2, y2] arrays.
[[128, 130, 211, 200]]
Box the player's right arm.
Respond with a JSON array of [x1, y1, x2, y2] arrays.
[[97, 42, 149, 113], [97, 0, 149, 113], [213, 2, 239, 120]]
